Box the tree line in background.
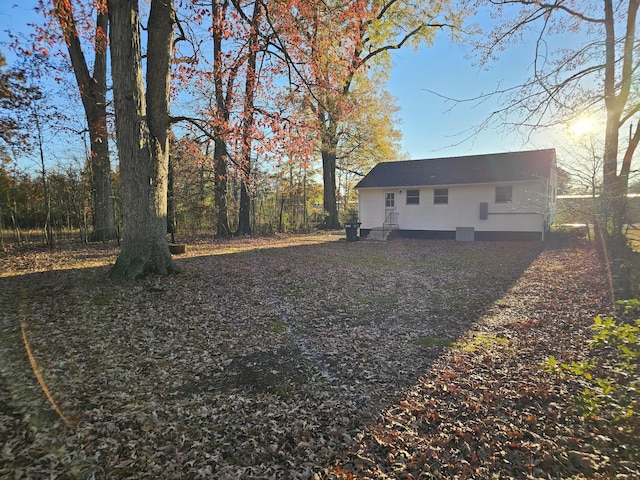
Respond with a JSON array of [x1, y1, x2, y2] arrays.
[[0, 132, 364, 247]]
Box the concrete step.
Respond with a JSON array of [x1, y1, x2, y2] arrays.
[[365, 227, 398, 241]]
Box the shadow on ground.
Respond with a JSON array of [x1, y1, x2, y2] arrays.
[[0, 235, 547, 478]]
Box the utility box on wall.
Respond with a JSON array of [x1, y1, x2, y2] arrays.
[[479, 202, 488, 220]]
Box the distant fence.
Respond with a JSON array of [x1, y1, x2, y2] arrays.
[[556, 194, 640, 225]]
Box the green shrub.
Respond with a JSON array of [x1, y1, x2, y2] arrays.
[[547, 300, 640, 421]]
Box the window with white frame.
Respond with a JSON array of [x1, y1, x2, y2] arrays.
[[406, 189, 419, 205], [434, 188, 448, 205]]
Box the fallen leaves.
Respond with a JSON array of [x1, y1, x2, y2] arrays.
[[0, 233, 636, 478], [329, 240, 632, 479]]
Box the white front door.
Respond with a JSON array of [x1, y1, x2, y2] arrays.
[[384, 192, 398, 225]]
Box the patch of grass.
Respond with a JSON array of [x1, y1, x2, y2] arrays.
[[454, 333, 512, 353], [413, 336, 453, 348], [290, 283, 314, 297], [413, 337, 453, 347], [355, 294, 373, 304], [268, 321, 288, 334], [365, 293, 398, 312], [268, 384, 292, 399], [91, 295, 112, 306]]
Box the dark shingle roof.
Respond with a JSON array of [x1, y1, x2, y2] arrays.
[[355, 149, 556, 189]]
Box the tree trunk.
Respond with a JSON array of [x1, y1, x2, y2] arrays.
[[320, 113, 340, 229], [601, 0, 639, 240], [33, 107, 53, 246], [213, 138, 231, 237], [108, 0, 179, 280], [211, 0, 232, 238], [278, 194, 285, 232], [86, 11, 116, 242], [87, 104, 116, 242], [53, 1, 116, 241], [167, 154, 176, 243], [8, 197, 21, 245], [238, 181, 251, 234], [235, 0, 262, 236], [321, 149, 339, 229], [0, 205, 4, 250]]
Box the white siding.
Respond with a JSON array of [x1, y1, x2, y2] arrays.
[[358, 181, 550, 232]]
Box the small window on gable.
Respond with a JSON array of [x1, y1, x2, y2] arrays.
[[406, 189, 419, 205], [434, 188, 448, 205], [495, 185, 513, 203]]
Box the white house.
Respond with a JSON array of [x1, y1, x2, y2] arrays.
[[355, 149, 557, 241]]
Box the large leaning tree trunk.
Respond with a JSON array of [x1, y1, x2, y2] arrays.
[[53, 0, 116, 241], [108, 0, 179, 280], [601, 0, 639, 240]]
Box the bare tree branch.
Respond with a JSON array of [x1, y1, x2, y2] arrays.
[[488, 0, 605, 23]]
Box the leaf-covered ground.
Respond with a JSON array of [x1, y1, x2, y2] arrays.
[[0, 233, 636, 479]]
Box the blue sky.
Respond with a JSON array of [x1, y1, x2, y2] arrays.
[[0, 1, 598, 168], [386, 28, 568, 160]]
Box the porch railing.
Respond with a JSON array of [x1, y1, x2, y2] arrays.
[[383, 211, 399, 240]]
